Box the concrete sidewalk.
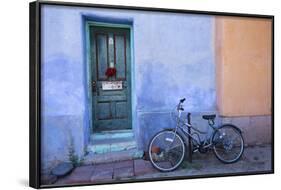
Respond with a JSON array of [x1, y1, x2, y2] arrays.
[[54, 144, 272, 185]]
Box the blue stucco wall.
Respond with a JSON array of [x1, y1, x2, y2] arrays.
[[41, 5, 216, 171]]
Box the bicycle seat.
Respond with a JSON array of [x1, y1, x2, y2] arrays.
[[202, 114, 216, 120]]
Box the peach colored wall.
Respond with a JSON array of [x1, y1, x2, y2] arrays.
[[215, 16, 272, 116]]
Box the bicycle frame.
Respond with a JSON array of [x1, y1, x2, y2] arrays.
[[173, 105, 218, 151]]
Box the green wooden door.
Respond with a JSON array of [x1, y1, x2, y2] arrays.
[[90, 26, 131, 132]]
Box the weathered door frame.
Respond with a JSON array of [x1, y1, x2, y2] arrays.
[[85, 20, 135, 134]]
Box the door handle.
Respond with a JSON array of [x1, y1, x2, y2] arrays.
[[92, 81, 97, 92]]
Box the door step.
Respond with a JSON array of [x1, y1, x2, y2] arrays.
[[84, 130, 143, 164], [88, 130, 137, 154], [90, 129, 134, 141], [87, 137, 137, 154]]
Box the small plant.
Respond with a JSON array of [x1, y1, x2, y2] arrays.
[[68, 136, 84, 167]]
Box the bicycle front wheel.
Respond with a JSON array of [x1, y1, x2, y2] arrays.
[[212, 125, 244, 164], [148, 130, 185, 172]]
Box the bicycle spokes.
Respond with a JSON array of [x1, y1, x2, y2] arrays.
[[149, 131, 185, 171], [213, 125, 244, 163]]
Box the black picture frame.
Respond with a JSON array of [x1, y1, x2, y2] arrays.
[[30, 0, 274, 188]]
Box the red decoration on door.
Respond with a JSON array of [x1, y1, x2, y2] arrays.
[[105, 67, 116, 77]]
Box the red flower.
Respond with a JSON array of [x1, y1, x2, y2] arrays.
[[105, 67, 116, 77]]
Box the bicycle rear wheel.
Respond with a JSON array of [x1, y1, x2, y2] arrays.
[[148, 130, 185, 172], [212, 124, 244, 163]]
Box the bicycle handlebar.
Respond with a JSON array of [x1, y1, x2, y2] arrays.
[[177, 98, 186, 111], [180, 98, 186, 103]]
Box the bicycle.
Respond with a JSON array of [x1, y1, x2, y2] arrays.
[[148, 98, 244, 172]]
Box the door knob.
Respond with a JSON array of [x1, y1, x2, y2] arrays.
[[92, 81, 97, 92]]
